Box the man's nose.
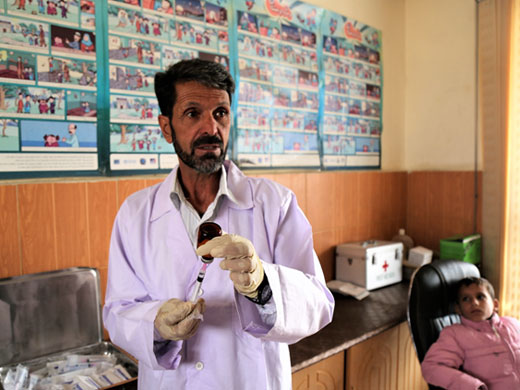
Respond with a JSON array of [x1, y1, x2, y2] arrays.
[[201, 112, 219, 135]]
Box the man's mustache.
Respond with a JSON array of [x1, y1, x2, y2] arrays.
[[192, 135, 223, 149]]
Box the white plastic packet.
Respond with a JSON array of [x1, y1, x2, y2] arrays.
[[66, 355, 116, 366], [74, 375, 103, 390], [13, 364, 29, 390], [2, 368, 16, 389], [92, 365, 131, 387]]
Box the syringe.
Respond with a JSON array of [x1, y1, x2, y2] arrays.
[[189, 222, 222, 302]]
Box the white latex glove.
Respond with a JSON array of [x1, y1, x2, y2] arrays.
[[196, 234, 264, 299], [154, 298, 205, 341]]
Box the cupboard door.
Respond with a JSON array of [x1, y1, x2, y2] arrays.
[[397, 322, 429, 390], [346, 326, 399, 390], [292, 351, 344, 390]]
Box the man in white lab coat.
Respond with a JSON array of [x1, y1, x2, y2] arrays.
[[103, 58, 334, 390]]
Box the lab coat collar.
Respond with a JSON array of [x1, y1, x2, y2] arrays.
[[224, 160, 254, 209], [150, 167, 177, 221], [150, 160, 253, 221]]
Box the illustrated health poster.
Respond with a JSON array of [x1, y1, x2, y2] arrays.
[[0, 0, 99, 174], [321, 10, 382, 168], [233, 0, 322, 168], [0, 0, 383, 177]]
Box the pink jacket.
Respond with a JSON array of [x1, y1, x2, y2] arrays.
[[421, 313, 520, 390]]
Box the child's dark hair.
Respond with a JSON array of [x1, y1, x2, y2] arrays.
[[154, 58, 235, 119], [455, 276, 495, 301]]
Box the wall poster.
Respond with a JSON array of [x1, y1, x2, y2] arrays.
[[108, 0, 174, 171], [233, 0, 321, 168], [0, 0, 99, 174], [321, 10, 382, 168], [0, 0, 383, 178], [106, 0, 233, 171]]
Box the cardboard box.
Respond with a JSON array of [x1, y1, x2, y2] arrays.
[[0, 268, 137, 390], [440, 234, 481, 264], [408, 246, 433, 267], [336, 240, 403, 291]]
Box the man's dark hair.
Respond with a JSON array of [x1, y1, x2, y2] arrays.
[[154, 58, 235, 119], [455, 276, 496, 301]]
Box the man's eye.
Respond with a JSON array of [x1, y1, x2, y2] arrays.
[[186, 111, 199, 118], [215, 109, 229, 118]]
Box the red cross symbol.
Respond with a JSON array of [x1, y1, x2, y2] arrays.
[[382, 261, 389, 272]]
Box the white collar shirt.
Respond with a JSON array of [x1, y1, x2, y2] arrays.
[[169, 166, 238, 247]]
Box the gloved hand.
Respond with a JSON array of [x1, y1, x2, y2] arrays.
[[154, 298, 205, 341], [196, 234, 264, 299]]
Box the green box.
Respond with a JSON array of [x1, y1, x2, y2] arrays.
[[439, 234, 482, 264]]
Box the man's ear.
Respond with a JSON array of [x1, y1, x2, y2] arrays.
[[158, 115, 173, 144], [493, 298, 499, 313]]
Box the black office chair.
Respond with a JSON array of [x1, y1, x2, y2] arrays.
[[407, 259, 480, 390]]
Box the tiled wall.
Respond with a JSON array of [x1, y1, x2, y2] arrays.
[[0, 170, 481, 300]]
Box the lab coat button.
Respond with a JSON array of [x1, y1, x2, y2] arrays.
[[195, 361, 204, 370]]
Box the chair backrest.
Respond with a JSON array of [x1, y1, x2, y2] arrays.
[[407, 259, 480, 364]]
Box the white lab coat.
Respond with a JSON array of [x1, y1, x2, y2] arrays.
[[103, 161, 335, 390]]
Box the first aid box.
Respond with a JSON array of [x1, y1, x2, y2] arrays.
[[336, 240, 403, 290]]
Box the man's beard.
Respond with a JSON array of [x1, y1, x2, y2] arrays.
[[173, 133, 227, 174]]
